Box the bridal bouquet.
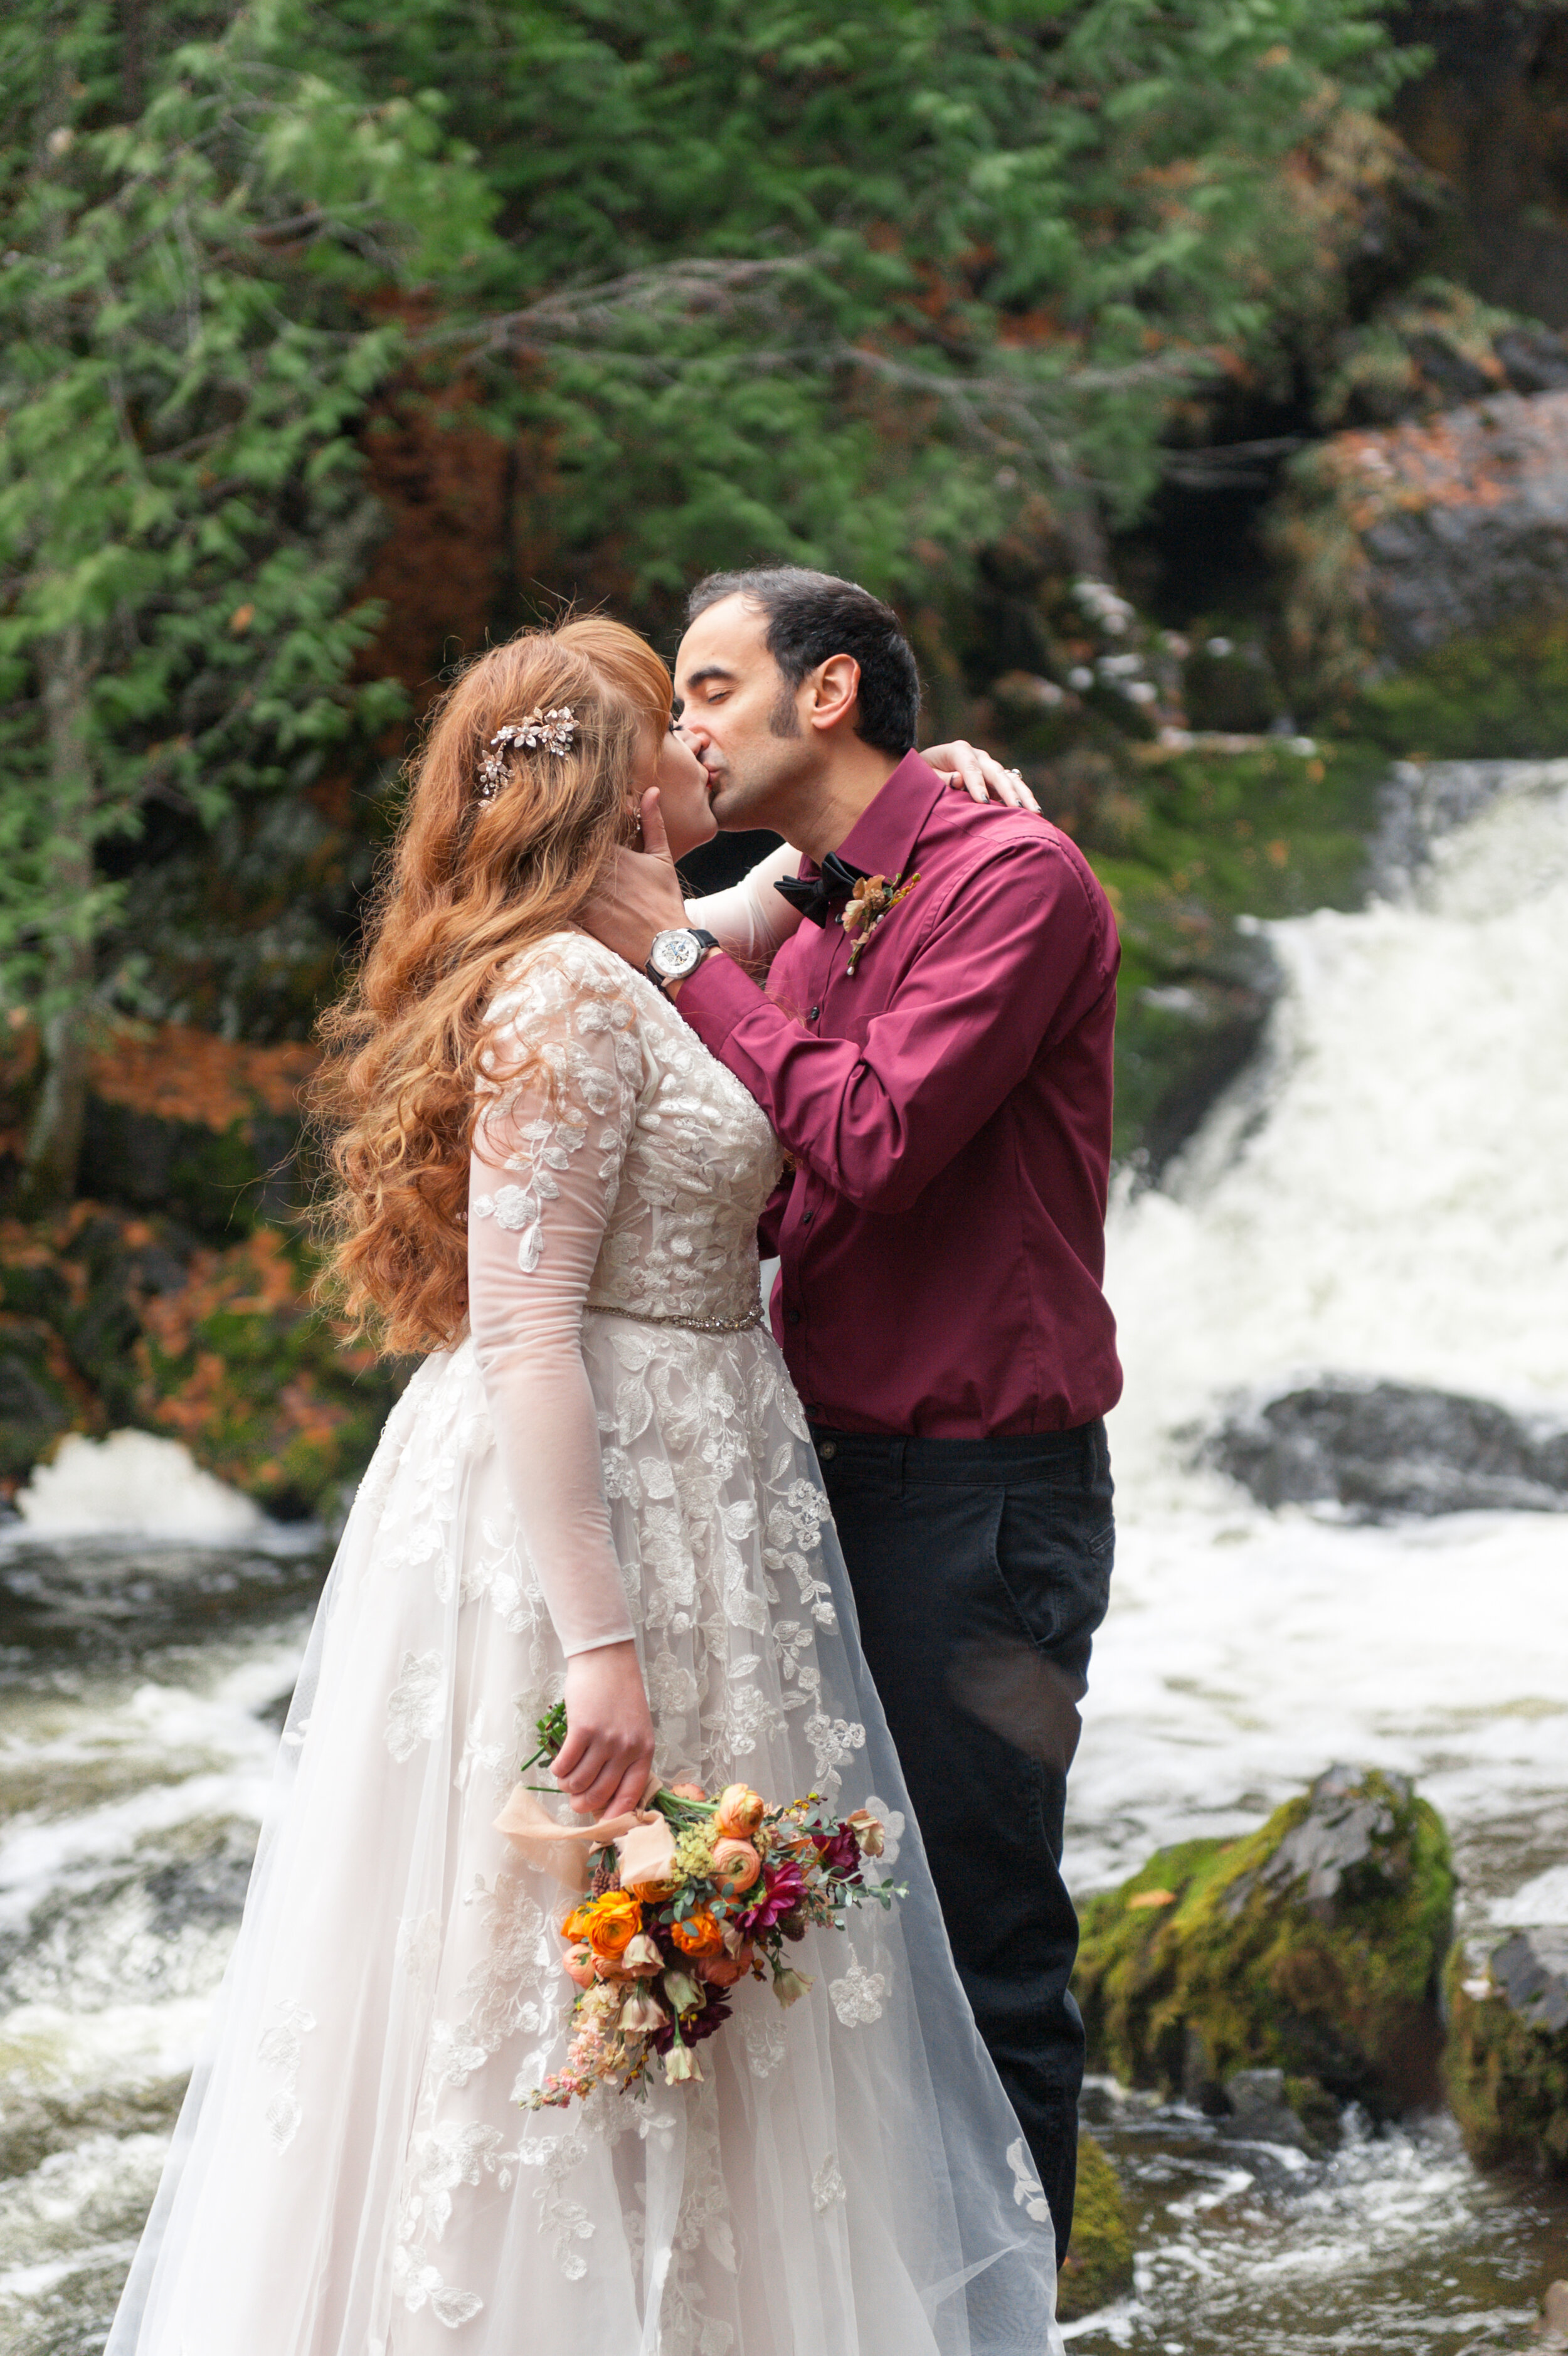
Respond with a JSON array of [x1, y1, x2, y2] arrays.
[[499, 1706, 904, 2109]]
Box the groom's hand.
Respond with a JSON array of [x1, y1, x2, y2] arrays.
[[580, 788, 689, 975]]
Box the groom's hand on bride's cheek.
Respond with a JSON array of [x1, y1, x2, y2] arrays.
[[580, 787, 689, 970]]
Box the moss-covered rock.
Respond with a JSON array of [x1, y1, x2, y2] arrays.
[[1073, 1766, 1454, 2125], [1354, 608, 1568, 761], [1446, 1931, 1568, 2178], [1056, 2131, 1133, 2323]]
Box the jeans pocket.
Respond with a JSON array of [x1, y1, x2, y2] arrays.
[[987, 1485, 1114, 1665]]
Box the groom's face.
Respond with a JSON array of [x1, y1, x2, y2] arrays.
[[673, 595, 818, 832]]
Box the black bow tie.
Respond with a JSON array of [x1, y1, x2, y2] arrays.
[[773, 850, 869, 928]]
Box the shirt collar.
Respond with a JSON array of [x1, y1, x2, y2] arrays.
[[824, 749, 946, 885]]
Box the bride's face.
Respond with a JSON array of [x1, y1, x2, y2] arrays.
[[635, 718, 718, 861]]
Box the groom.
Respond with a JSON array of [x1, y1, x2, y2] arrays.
[[585, 567, 1121, 2261]]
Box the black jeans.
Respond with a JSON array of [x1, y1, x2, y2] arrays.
[[810, 1421, 1114, 2259]]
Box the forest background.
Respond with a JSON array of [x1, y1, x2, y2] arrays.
[[2, 0, 1565, 1519]]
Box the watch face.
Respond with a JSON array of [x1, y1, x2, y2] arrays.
[[650, 930, 701, 980]]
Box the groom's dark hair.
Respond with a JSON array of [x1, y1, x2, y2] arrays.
[[686, 567, 921, 755]]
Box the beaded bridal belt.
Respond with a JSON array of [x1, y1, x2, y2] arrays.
[[584, 1301, 765, 1337]]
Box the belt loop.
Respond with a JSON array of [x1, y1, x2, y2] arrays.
[[891, 1436, 906, 1497]]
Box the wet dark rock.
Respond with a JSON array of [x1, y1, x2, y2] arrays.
[[1495, 329, 1568, 397], [1368, 757, 1563, 899], [1074, 1768, 1454, 2123], [1230, 1764, 1416, 1918], [1492, 1929, 1568, 2037], [1362, 394, 1568, 664], [1207, 1381, 1568, 1519], [0, 1325, 75, 1487], [1131, 928, 1284, 1182], [0, 1539, 327, 1669], [1216, 2066, 1321, 2153], [1447, 1928, 1568, 2178]]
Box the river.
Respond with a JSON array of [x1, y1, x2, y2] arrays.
[[1, 763, 1565, 2351]]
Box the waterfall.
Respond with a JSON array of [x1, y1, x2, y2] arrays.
[[1074, 763, 1568, 1910], [1106, 759, 1568, 1498]]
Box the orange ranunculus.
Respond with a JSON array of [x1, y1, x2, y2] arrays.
[[711, 1837, 761, 1894], [714, 1784, 766, 1840], [668, 1781, 707, 1802], [581, 1891, 644, 1963], [670, 1908, 725, 1957]]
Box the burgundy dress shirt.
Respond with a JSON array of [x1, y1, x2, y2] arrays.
[[677, 751, 1123, 1435]]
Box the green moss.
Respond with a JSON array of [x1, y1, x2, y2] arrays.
[[1057, 2131, 1134, 2323], [1073, 1773, 1454, 2120], [1356, 609, 1568, 761], [1444, 1946, 1568, 2178]]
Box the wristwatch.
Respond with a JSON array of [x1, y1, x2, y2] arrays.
[[645, 927, 719, 994]]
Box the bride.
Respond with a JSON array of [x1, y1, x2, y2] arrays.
[[106, 616, 1063, 2355]]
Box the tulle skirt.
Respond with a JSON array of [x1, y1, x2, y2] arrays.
[[107, 1322, 1062, 2355]]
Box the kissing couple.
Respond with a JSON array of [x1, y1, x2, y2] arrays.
[[109, 568, 1121, 2356]]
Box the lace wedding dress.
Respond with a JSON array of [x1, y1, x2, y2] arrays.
[[108, 930, 1062, 2356]]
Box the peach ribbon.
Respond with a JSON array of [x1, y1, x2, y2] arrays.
[[492, 1776, 670, 1896]]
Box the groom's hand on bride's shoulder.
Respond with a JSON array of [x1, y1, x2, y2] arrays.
[[922, 741, 1041, 813], [581, 787, 689, 974]]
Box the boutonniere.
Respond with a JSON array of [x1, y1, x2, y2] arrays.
[[840, 870, 919, 976]]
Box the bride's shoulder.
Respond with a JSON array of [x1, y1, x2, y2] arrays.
[[486, 929, 649, 1039]]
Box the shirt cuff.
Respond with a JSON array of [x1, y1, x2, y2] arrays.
[[673, 948, 773, 1054]]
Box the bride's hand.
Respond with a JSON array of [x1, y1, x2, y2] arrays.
[[553, 1641, 656, 1821], [923, 741, 1040, 812]]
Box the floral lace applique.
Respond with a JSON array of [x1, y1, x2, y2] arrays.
[[829, 1951, 887, 2027], [516, 2127, 596, 2281], [741, 2011, 787, 2080], [812, 2153, 847, 2215], [257, 1998, 315, 2154], [385, 1648, 445, 1763]]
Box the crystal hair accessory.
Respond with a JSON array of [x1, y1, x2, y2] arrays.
[[476, 706, 578, 798]]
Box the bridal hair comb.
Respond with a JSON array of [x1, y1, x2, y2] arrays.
[[476, 706, 578, 798]]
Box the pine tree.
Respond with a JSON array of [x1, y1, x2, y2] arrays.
[[0, 0, 491, 1204]]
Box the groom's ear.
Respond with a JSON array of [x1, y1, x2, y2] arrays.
[[806, 652, 862, 735]]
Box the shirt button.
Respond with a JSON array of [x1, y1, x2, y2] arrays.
[[818, 1439, 837, 1460], [800, 1211, 813, 1226], [808, 1005, 820, 1022], [785, 1308, 802, 1326]]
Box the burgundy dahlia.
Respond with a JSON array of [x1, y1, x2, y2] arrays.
[[739, 1858, 805, 1933]]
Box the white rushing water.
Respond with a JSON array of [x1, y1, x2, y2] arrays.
[[14, 1433, 265, 1543], [1, 763, 1565, 2351], [1076, 765, 1568, 1924]]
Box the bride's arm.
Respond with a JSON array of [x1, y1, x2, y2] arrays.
[[684, 840, 802, 967], [467, 947, 653, 1820]]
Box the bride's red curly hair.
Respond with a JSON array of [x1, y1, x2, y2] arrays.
[[312, 617, 672, 1356]]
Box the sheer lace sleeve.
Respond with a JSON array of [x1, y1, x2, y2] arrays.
[[467, 937, 645, 1657], [686, 840, 803, 968]]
